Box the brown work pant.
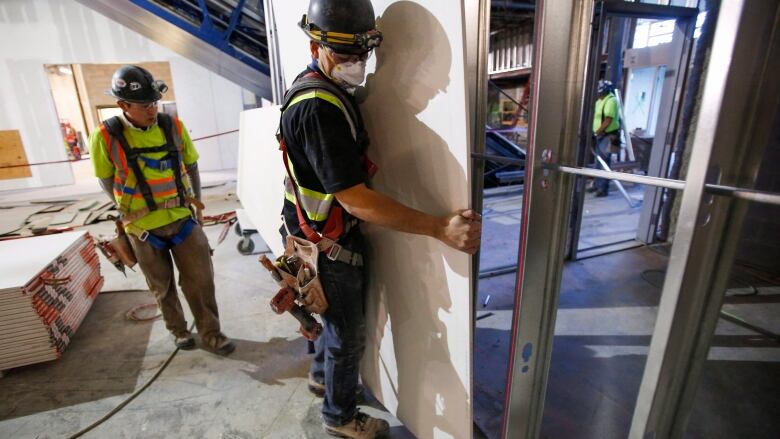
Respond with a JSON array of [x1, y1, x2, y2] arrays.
[[129, 218, 221, 340]]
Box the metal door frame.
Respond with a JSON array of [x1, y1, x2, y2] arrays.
[[629, 1, 780, 436], [567, 1, 698, 259], [501, 1, 780, 438], [635, 14, 696, 243]]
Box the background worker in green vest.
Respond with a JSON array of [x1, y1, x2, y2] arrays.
[[89, 65, 234, 355], [592, 79, 622, 197], [282, 1, 481, 437]]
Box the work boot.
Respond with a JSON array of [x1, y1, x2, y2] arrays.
[[202, 332, 236, 356], [174, 332, 195, 350], [308, 374, 365, 398], [323, 411, 389, 438]]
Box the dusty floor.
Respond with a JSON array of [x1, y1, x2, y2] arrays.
[[0, 180, 414, 439], [473, 189, 780, 439], [1, 177, 777, 439]]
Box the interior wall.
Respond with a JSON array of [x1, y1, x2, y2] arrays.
[[271, 1, 474, 438], [0, 0, 246, 192]]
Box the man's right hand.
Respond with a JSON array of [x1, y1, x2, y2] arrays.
[[438, 209, 482, 255]]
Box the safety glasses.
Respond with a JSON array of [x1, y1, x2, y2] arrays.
[[326, 46, 373, 64], [124, 101, 158, 110]]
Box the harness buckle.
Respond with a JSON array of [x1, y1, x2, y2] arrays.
[[138, 230, 150, 242], [326, 243, 342, 261]]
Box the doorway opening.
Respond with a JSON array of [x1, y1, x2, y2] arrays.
[[570, 7, 707, 259], [45, 62, 178, 185]]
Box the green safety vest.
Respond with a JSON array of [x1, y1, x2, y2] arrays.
[[100, 114, 195, 223]]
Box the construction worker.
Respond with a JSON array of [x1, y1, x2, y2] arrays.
[[281, 1, 481, 437], [89, 65, 235, 355], [591, 79, 622, 197]]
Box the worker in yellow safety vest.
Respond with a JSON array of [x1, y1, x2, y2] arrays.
[[591, 79, 622, 197], [279, 1, 482, 437], [89, 65, 234, 355]]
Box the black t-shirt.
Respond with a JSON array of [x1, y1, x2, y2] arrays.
[[280, 67, 367, 238]]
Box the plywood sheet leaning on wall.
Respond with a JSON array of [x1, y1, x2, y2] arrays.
[[272, 1, 474, 438], [0, 130, 32, 180], [236, 105, 286, 258]]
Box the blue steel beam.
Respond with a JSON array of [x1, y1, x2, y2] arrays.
[[129, 0, 269, 75]]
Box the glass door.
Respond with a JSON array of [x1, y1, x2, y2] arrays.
[[500, 1, 780, 438]]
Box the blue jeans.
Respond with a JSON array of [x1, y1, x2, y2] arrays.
[[309, 231, 367, 426], [594, 134, 617, 194]]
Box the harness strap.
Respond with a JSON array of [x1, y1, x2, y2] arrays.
[[120, 196, 205, 224], [281, 74, 359, 127], [281, 71, 370, 147], [278, 70, 367, 249], [316, 238, 364, 267], [159, 114, 188, 208], [280, 140, 329, 244], [138, 155, 174, 171], [105, 117, 157, 212], [126, 217, 197, 251], [103, 114, 184, 213]]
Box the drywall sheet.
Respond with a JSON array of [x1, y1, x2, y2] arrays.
[[271, 2, 474, 438], [236, 105, 286, 258], [0, 231, 87, 290]]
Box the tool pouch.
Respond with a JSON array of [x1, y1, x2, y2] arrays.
[[111, 230, 137, 269], [279, 235, 328, 314]]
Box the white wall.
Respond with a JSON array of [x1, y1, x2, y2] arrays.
[[0, 0, 245, 191]]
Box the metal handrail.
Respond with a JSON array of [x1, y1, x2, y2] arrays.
[[553, 164, 686, 190], [551, 164, 780, 206]]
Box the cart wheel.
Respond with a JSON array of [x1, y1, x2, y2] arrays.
[[234, 222, 242, 236], [237, 237, 255, 255]]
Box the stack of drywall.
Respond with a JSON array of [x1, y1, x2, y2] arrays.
[[0, 231, 103, 371]]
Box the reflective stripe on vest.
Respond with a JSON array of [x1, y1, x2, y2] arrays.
[[282, 90, 357, 224], [112, 175, 179, 199], [100, 118, 193, 216]]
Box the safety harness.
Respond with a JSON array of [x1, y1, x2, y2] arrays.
[[101, 113, 202, 250], [278, 69, 375, 266]]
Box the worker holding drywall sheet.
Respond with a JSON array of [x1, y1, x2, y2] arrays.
[[276, 1, 481, 437]]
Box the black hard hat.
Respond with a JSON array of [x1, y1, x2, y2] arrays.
[[299, 0, 383, 54], [106, 65, 168, 104]]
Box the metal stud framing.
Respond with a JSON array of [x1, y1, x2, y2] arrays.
[[501, 0, 780, 438], [629, 1, 780, 437], [501, 0, 593, 437]]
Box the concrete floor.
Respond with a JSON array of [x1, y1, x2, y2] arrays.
[[474, 225, 780, 438], [0, 181, 413, 439], [2, 179, 777, 439], [577, 182, 645, 251]]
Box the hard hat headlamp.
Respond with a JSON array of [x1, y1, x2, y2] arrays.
[[152, 80, 168, 94], [299, 14, 383, 53]]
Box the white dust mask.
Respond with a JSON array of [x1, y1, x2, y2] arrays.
[[331, 61, 367, 91]]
